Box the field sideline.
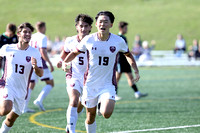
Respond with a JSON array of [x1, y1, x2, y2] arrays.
[[1, 66, 200, 133]]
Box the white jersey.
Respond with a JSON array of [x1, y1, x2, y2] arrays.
[[29, 32, 48, 69], [77, 33, 129, 97], [0, 44, 42, 99], [64, 35, 87, 82]]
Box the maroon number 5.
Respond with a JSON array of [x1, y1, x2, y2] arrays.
[[15, 64, 25, 74], [79, 57, 84, 65]]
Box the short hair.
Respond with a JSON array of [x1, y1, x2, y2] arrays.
[[119, 21, 128, 29], [17, 22, 34, 33], [35, 21, 46, 30], [95, 11, 115, 23], [75, 14, 93, 26], [6, 23, 17, 34]]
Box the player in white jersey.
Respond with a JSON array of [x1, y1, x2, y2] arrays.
[[57, 14, 93, 133], [23, 21, 54, 113], [0, 22, 43, 133], [63, 11, 140, 133]]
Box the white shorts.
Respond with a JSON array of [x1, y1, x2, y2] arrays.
[[66, 78, 83, 95], [31, 68, 53, 82], [0, 87, 25, 115], [82, 85, 116, 108]]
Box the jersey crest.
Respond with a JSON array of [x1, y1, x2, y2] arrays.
[[26, 56, 31, 62], [110, 46, 116, 53]]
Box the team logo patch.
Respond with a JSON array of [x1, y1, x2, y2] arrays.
[[26, 56, 31, 62], [3, 94, 8, 99], [110, 46, 116, 53]]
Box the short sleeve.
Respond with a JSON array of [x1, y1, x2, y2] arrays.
[[119, 38, 129, 53], [34, 50, 43, 68], [0, 45, 7, 57]]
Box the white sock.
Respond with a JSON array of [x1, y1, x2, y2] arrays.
[[0, 120, 12, 133], [66, 106, 78, 133], [36, 84, 52, 103], [23, 88, 32, 110], [85, 121, 96, 133]]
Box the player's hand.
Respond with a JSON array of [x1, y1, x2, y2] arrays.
[[49, 63, 54, 72], [31, 57, 37, 69], [134, 72, 140, 82], [57, 61, 62, 68], [62, 62, 71, 72]]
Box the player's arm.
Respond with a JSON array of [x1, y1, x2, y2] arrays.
[[40, 48, 54, 72], [124, 51, 140, 82], [57, 50, 69, 68], [63, 50, 81, 63], [31, 57, 43, 77]]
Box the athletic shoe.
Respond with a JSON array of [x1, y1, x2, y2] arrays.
[[135, 93, 148, 99], [22, 108, 36, 113], [115, 95, 122, 101], [66, 127, 69, 133], [97, 103, 102, 116], [34, 100, 46, 111]]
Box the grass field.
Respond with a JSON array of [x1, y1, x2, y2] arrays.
[[1, 66, 200, 133], [1, 0, 200, 50]]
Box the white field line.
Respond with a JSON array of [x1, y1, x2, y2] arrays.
[[110, 124, 200, 133]]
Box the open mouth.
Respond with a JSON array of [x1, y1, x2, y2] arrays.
[[100, 28, 106, 31]]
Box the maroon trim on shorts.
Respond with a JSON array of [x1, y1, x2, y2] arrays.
[[41, 78, 50, 81]]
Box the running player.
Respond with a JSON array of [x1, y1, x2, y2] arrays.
[[63, 11, 140, 133], [23, 21, 54, 113], [116, 21, 147, 100], [0, 22, 43, 133], [57, 14, 93, 133]]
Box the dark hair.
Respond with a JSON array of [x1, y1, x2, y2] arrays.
[[75, 14, 93, 26], [36, 21, 46, 30], [119, 21, 128, 29], [95, 11, 115, 23], [6, 23, 17, 34], [17, 22, 34, 33]]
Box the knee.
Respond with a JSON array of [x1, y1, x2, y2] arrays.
[[0, 107, 12, 116], [102, 112, 112, 119], [69, 99, 79, 107], [86, 113, 96, 124]]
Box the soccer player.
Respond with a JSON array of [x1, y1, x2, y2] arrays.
[[63, 11, 140, 133], [23, 21, 54, 113], [0, 22, 43, 133], [0, 23, 18, 72], [57, 14, 93, 133], [116, 21, 147, 100]]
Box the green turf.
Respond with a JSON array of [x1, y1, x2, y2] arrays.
[[1, 0, 200, 50], [1, 67, 200, 133]]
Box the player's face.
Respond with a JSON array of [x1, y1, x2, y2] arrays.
[[18, 27, 32, 43], [96, 15, 113, 34], [76, 21, 92, 37]]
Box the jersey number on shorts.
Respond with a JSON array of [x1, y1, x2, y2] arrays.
[[15, 64, 25, 74], [98, 56, 109, 66]]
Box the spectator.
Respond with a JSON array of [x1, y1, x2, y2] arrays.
[[188, 39, 198, 61], [51, 36, 64, 55], [139, 40, 156, 62], [131, 42, 143, 61], [134, 34, 142, 46], [195, 43, 200, 60], [46, 36, 53, 53], [174, 34, 186, 57]]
